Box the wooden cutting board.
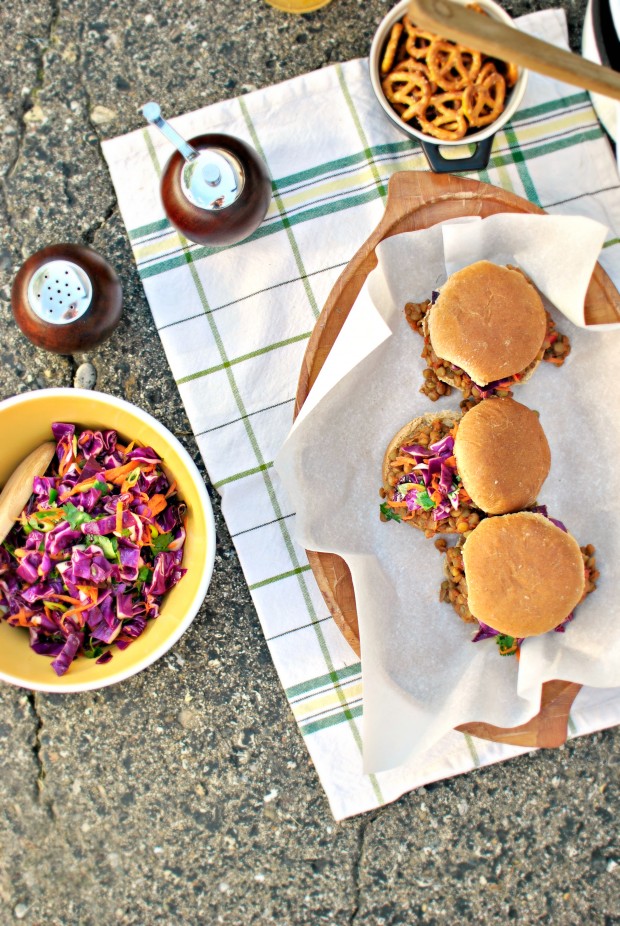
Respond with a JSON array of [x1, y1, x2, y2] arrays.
[[294, 171, 620, 749]]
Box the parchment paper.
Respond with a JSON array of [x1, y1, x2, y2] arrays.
[[275, 214, 620, 774]]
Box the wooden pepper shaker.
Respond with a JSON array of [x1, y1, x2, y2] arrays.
[[142, 102, 271, 247]]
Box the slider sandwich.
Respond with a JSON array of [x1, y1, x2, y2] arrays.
[[422, 261, 563, 400], [381, 397, 550, 535], [440, 511, 598, 656]]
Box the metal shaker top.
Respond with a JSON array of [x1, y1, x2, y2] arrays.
[[26, 260, 93, 326], [180, 148, 245, 210]]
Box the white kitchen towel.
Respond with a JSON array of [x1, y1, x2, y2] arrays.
[[102, 8, 620, 819]]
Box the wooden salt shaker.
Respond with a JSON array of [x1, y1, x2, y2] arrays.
[[11, 244, 122, 355]]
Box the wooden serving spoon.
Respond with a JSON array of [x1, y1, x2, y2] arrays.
[[0, 442, 57, 545], [408, 0, 620, 100]]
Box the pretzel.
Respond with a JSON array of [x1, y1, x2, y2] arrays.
[[427, 40, 482, 91], [393, 58, 438, 93], [501, 60, 519, 88], [381, 22, 403, 75], [463, 71, 506, 127], [476, 60, 500, 84], [417, 93, 468, 140], [402, 17, 437, 60], [382, 70, 433, 122]]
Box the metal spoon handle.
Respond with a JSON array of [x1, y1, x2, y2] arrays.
[[141, 101, 200, 162]]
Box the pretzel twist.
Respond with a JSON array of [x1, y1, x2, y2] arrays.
[[402, 18, 437, 60], [417, 92, 468, 140], [393, 59, 438, 93], [463, 71, 506, 127], [427, 40, 482, 91], [382, 71, 433, 121], [381, 22, 403, 75]]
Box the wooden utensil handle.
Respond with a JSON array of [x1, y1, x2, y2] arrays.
[[408, 0, 620, 101]]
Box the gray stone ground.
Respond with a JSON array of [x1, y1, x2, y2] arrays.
[[1, 1, 619, 924]]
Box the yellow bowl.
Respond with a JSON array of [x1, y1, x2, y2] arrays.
[[0, 388, 215, 692]]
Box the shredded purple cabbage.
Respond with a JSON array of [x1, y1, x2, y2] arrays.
[[391, 432, 468, 521], [0, 424, 187, 676]]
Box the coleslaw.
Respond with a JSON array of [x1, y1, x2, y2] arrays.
[[0, 423, 187, 676]]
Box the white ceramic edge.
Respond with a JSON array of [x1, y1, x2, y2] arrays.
[[582, 0, 618, 141], [0, 388, 217, 694], [369, 0, 529, 146]]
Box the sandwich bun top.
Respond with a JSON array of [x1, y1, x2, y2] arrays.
[[462, 512, 585, 638], [454, 397, 551, 515], [428, 261, 547, 386]]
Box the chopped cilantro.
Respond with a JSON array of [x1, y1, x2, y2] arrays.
[[496, 634, 519, 656], [48, 487, 58, 504], [83, 643, 105, 659], [135, 564, 152, 592], [151, 531, 173, 554], [417, 490, 435, 511], [93, 480, 109, 495], [380, 502, 402, 523]]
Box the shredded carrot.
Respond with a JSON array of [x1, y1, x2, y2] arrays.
[[104, 460, 141, 484], [49, 587, 98, 620], [59, 477, 103, 501], [58, 452, 78, 478], [147, 494, 167, 516], [7, 608, 35, 628], [116, 501, 123, 534], [47, 594, 83, 606], [164, 481, 177, 499]]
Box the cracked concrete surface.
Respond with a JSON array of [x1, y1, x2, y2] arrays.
[[1, 0, 619, 923]]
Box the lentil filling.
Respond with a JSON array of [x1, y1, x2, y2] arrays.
[[404, 299, 571, 405], [439, 539, 599, 652]]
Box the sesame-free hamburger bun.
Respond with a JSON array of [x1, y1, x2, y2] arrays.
[[453, 397, 551, 515], [428, 261, 547, 387], [382, 399, 550, 530], [462, 512, 586, 637]]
